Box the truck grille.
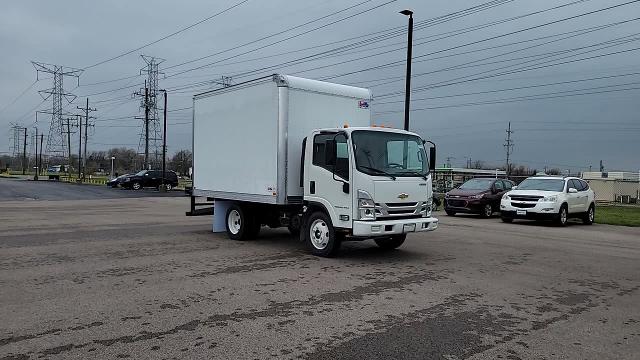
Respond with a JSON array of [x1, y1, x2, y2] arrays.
[[375, 201, 426, 219]]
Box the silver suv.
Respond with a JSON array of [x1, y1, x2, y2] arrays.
[[500, 176, 595, 226]]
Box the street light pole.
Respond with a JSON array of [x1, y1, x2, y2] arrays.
[[160, 89, 167, 192], [400, 9, 414, 131], [111, 156, 115, 179]]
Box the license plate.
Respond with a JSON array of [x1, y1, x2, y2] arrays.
[[403, 224, 416, 232], [516, 210, 527, 216]]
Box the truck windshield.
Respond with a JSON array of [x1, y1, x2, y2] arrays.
[[352, 130, 428, 178]]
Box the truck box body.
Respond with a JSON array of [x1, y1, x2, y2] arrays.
[[193, 74, 372, 205]]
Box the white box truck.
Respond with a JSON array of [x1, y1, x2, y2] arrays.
[[192, 74, 438, 257]]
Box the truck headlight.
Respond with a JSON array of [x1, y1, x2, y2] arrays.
[[542, 195, 557, 202], [357, 189, 376, 221]]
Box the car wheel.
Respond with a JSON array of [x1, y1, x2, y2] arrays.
[[556, 204, 568, 226], [132, 182, 141, 190], [501, 217, 513, 223], [481, 204, 493, 218], [374, 234, 406, 250], [304, 211, 340, 257], [164, 183, 173, 191], [445, 210, 456, 216], [225, 204, 256, 240], [583, 204, 595, 225]]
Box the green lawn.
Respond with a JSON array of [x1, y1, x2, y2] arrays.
[[595, 206, 640, 227]]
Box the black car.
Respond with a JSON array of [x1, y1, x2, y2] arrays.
[[121, 170, 179, 191], [444, 178, 514, 218], [106, 173, 132, 188]]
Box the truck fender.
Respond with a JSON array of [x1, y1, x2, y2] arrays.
[[303, 199, 339, 228]]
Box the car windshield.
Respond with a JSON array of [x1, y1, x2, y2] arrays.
[[459, 178, 493, 190], [135, 170, 147, 176], [517, 178, 565, 192], [352, 130, 428, 177]]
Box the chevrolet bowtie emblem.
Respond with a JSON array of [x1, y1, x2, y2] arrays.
[[397, 193, 409, 200]]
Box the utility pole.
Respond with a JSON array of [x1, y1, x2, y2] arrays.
[[39, 134, 44, 178], [599, 160, 604, 173], [63, 117, 76, 175], [504, 122, 514, 178], [145, 85, 149, 169], [77, 99, 96, 180], [34, 127, 39, 180], [22, 128, 28, 175]]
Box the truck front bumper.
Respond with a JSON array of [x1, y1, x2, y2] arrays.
[[352, 217, 438, 237]]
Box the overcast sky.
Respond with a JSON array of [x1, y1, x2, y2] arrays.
[[1, 0, 638, 172]]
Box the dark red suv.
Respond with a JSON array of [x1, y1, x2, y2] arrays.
[[444, 178, 514, 218]]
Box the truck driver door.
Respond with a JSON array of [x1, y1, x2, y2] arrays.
[[304, 132, 352, 228]]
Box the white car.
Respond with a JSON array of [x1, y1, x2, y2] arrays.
[[500, 176, 595, 226]]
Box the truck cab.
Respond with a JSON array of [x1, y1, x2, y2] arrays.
[[301, 126, 438, 256]]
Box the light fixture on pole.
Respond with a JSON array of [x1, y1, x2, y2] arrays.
[[400, 9, 414, 131]]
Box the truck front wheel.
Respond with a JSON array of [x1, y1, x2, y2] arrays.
[[374, 234, 406, 250], [305, 211, 340, 257], [226, 204, 256, 240]]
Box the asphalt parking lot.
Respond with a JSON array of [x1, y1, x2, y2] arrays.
[[1, 179, 639, 359]]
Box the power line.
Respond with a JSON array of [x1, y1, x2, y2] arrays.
[[83, 0, 251, 70]]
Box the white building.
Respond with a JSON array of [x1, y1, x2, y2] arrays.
[[581, 171, 640, 203]]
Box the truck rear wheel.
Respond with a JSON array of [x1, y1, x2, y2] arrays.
[[226, 204, 257, 240], [304, 211, 340, 257], [374, 234, 406, 250]]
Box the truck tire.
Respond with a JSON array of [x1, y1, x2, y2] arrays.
[[225, 204, 255, 240], [374, 234, 406, 250], [304, 211, 340, 257]]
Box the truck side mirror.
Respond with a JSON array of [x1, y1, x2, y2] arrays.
[[429, 146, 436, 172], [324, 140, 336, 166]]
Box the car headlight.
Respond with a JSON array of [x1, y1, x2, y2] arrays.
[[470, 193, 484, 199], [357, 189, 376, 221], [542, 195, 557, 202], [502, 194, 510, 200], [444, 193, 450, 198]]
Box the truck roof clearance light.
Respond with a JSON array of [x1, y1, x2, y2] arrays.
[[343, 123, 349, 128]]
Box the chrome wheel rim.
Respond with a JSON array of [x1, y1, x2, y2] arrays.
[[309, 219, 330, 250], [133, 183, 140, 190], [589, 207, 594, 222], [484, 204, 492, 217], [560, 208, 567, 224], [228, 210, 241, 235]]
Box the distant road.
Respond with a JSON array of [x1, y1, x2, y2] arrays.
[[0, 178, 185, 201]]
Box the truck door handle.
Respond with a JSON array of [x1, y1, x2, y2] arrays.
[[310, 181, 315, 194]]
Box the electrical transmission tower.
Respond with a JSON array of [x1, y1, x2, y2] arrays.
[[134, 55, 164, 170], [32, 62, 82, 164], [9, 123, 21, 158], [504, 122, 514, 177]]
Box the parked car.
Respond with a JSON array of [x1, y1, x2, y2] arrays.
[[121, 170, 179, 191], [106, 173, 132, 188], [444, 178, 514, 218], [500, 176, 595, 226]]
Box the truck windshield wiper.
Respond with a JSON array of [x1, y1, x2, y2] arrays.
[[399, 170, 427, 180], [360, 166, 396, 180]]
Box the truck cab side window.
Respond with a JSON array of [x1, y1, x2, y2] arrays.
[[313, 133, 349, 180]]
